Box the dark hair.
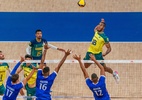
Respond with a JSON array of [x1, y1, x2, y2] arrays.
[[25, 54, 33, 59], [91, 73, 98, 80], [0, 51, 2, 53], [35, 29, 42, 34], [101, 22, 106, 27], [43, 66, 50, 74], [11, 74, 19, 83]]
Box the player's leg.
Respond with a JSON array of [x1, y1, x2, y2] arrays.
[[95, 53, 120, 83], [84, 52, 93, 68], [25, 84, 36, 100], [0, 84, 5, 95]]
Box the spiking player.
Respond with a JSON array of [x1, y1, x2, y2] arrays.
[[16, 54, 38, 100], [2, 56, 36, 100], [35, 44, 71, 100], [73, 54, 110, 100], [84, 18, 119, 83], [0, 51, 10, 95], [26, 29, 65, 60]]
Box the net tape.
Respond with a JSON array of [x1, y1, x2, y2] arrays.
[[0, 60, 142, 63]]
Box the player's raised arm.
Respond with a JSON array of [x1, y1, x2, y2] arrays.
[[48, 43, 65, 52], [103, 42, 111, 57], [89, 54, 105, 76], [22, 66, 36, 86], [10, 56, 24, 75], [55, 49, 71, 73], [39, 44, 49, 69], [73, 54, 89, 79]]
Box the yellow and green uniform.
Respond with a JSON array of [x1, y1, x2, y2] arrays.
[[21, 63, 37, 99], [0, 63, 9, 95], [29, 38, 47, 60], [84, 31, 109, 61]]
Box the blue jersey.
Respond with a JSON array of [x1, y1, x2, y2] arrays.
[[29, 38, 47, 60], [86, 75, 110, 100], [36, 69, 57, 100], [3, 76, 24, 100]]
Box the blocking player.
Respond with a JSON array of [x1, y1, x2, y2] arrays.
[[73, 54, 110, 100], [2, 56, 36, 100], [35, 44, 71, 100]]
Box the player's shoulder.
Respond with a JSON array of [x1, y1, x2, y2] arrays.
[[41, 38, 47, 43], [30, 39, 37, 44]]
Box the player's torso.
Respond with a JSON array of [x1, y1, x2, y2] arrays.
[[0, 63, 9, 85], [31, 39, 45, 58], [88, 32, 108, 54], [22, 64, 37, 85]]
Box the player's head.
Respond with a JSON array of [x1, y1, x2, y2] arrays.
[[91, 73, 98, 83], [25, 54, 33, 66], [96, 22, 106, 32], [11, 74, 19, 83], [0, 51, 5, 60], [35, 29, 42, 39], [42, 66, 50, 76]]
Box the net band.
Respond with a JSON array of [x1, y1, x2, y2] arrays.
[[0, 60, 141, 63]]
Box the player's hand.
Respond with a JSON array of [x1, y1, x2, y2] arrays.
[[44, 44, 50, 50], [57, 48, 66, 52], [73, 54, 81, 61], [20, 56, 25, 63], [65, 49, 72, 56], [101, 18, 105, 23], [89, 54, 96, 61], [0, 54, 4, 60]]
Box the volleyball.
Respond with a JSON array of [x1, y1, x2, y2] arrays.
[[78, 0, 86, 7]]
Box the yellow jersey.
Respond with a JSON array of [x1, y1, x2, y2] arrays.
[[88, 31, 109, 54], [21, 63, 37, 85], [0, 63, 9, 86]]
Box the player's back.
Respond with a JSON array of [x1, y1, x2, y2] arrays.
[[36, 69, 57, 100], [3, 76, 23, 100], [86, 75, 110, 100]]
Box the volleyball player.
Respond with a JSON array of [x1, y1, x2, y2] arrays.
[[35, 44, 71, 100], [16, 54, 38, 100], [84, 18, 119, 83], [0, 51, 10, 95], [2, 56, 36, 100], [73, 54, 110, 100], [26, 29, 65, 60]]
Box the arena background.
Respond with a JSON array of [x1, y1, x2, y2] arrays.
[[0, 0, 142, 100]]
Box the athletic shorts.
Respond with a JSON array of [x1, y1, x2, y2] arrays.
[[84, 52, 104, 66], [25, 83, 36, 100], [0, 84, 5, 95]]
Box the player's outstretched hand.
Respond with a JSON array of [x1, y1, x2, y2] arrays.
[[20, 56, 25, 63], [44, 44, 50, 50], [89, 54, 96, 61], [73, 54, 81, 61], [101, 18, 105, 23], [65, 49, 72, 56]]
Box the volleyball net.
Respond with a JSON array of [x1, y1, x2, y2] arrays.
[[0, 60, 142, 100]]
